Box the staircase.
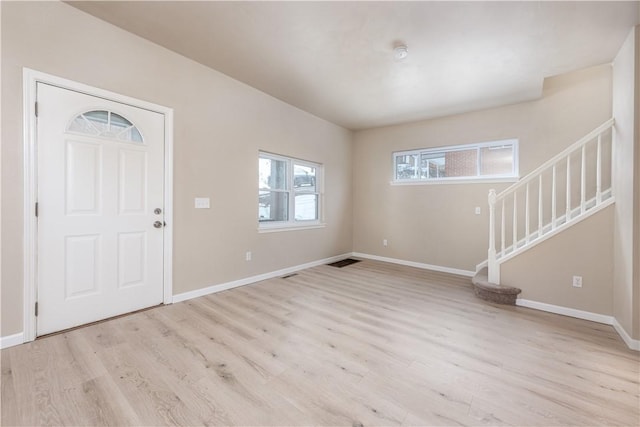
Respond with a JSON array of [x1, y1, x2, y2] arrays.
[[474, 118, 616, 304]]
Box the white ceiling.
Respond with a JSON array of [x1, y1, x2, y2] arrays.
[[68, 1, 639, 130]]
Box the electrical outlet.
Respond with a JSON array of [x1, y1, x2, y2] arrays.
[[246, 251, 252, 261], [383, 239, 388, 247], [475, 207, 481, 215], [572, 276, 583, 288]]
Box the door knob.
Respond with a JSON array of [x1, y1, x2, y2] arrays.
[[153, 221, 163, 228]]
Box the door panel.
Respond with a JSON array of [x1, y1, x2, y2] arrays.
[[64, 234, 101, 298], [37, 83, 165, 336], [118, 149, 147, 214], [66, 140, 102, 215], [117, 231, 147, 288]]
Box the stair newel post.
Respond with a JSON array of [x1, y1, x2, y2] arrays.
[[488, 189, 499, 284]]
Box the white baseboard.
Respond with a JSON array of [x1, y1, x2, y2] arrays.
[[173, 251, 475, 304], [9, 257, 637, 352], [516, 299, 639, 351], [172, 253, 352, 303], [612, 317, 640, 351], [2, 254, 352, 347], [0, 332, 24, 349], [351, 252, 475, 277], [516, 299, 614, 324]]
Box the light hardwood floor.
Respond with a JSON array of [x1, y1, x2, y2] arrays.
[[2, 260, 639, 426]]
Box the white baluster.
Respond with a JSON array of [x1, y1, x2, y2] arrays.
[[566, 155, 571, 222], [525, 183, 530, 244], [501, 200, 505, 257], [581, 144, 586, 214], [611, 129, 616, 197], [596, 134, 602, 203], [552, 165, 557, 229], [513, 192, 518, 250], [538, 174, 543, 238]]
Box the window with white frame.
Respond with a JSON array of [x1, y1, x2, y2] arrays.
[[393, 139, 519, 183], [258, 152, 322, 228]]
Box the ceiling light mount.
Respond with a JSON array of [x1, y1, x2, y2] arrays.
[[393, 44, 408, 60]]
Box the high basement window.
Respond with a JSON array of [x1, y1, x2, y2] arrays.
[[392, 139, 519, 184]]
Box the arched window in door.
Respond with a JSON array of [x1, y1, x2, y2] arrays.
[[67, 110, 143, 142]]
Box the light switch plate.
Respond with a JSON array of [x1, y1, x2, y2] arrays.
[[195, 197, 210, 209], [475, 207, 481, 215]]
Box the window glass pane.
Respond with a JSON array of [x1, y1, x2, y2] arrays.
[[395, 154, 419, 180], [110, 112, 133, 129], [442, 149, 478, 177], [394, 140, 517, 182], [480, 145, 514, 175], [420, 153, 445, 179], [295, 194, 318, 221], [294, 164, 316, 192], [68, 116, 100, 136], [259, 157, 287, 190], [83, 110, 110, 133], [109, 113, 143, 142], [259, 191, 288, 222], [258, 152, 321, 227], [118, 127, 143, 143]]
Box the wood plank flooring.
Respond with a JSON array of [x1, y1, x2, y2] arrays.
[[2, 259, 639, 426]]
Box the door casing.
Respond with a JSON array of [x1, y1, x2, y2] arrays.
[[22, 68, 174, 342]]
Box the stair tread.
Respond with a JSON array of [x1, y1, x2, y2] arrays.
[[472, 268, 522, 295]]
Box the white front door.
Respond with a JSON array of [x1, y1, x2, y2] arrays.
[[37, 83, 166, 336]]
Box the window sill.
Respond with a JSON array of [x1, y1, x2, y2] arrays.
[[258, 223, 326, 233], [390, 177, 518, 186]]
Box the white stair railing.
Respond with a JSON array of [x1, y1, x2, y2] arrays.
[[487, 118, 615, 284]]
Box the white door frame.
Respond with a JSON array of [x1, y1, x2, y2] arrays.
[[22, 68, 174, 342]]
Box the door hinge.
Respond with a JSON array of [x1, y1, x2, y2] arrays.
[[35, 302, 38, 317], [35, 202, 38, 217], [35, 101, 39, 117]]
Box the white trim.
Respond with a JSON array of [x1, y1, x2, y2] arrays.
[[23, 70, 38, 343], [258, 151, 324, 228], [22, 68, 174, 342], [258, 223, 326, 233], [351, 252, 475, 277], [515, 298, 614, 324], [516, 298, 639, 351], [392, 138, 519, 184], [390, 177, 518, 186], [0, 333, 25, 350], [612, 317, 640, 351], [173, 253, 352, 303], [162, 109, 174, 305]]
